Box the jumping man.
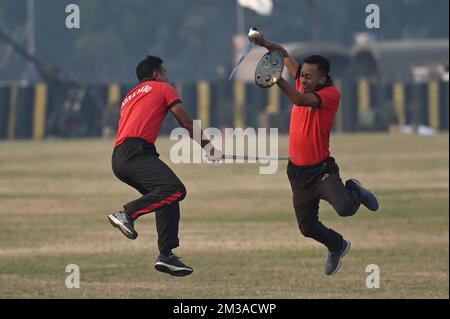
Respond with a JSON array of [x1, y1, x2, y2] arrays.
[[256, 36, 380, 275], [108, 56, 221, 277]]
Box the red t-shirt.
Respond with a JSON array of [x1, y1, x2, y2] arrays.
[[114, 81, 181, 147], [289, 73, 340, 166]]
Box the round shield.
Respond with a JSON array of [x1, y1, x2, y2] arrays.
[[255, 50, 284, 89]]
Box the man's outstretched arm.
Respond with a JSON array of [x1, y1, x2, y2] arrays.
[[170, 103, 222, 160], [277, 78, 320, 108]]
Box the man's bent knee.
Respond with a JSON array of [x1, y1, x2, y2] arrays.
[[299, 220, 317, 238], [335, 200, 359, 217], [174, 183, 187, 201]]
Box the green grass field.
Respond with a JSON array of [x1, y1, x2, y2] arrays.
[[0, 134, 448, 299]]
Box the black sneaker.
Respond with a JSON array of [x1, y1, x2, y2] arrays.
[[154, 254, 193, 277], [108, 211, 138, 240], [346, 179, 379, 211], [325, 239, 351, 276]]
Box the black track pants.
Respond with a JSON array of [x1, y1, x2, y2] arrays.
[[287, 158, 361, 252], [112, 138, 186, 253]]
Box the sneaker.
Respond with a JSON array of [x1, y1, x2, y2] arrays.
[[325, 239, 351, 276], [154, 254, 193, 277], [108, 211, 138, 240], [346, 179, 379, 211]]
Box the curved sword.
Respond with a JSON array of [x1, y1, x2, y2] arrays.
[[229, 42, 255, 80]]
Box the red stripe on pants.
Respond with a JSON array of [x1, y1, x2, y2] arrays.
[[131, 192, 184, 220]]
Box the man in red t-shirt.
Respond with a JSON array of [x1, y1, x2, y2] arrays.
[[258, 38, 379, 275], [108, 56, 221, 277]]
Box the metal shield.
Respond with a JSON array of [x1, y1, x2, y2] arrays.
[[255, 50, 284, 89]]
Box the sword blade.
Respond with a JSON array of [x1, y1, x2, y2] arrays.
[[221, 154, 292, 161], [228, 42, 255, 80]]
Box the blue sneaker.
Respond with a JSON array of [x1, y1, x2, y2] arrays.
[[325, 239, 351, 276], [108, 211, 138, 240], [346, 179, 379, 212], [155, 254, 193, 277]]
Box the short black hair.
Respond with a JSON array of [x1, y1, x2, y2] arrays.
[[136, 55, 164, 81], [303, 55, 330, 76]]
